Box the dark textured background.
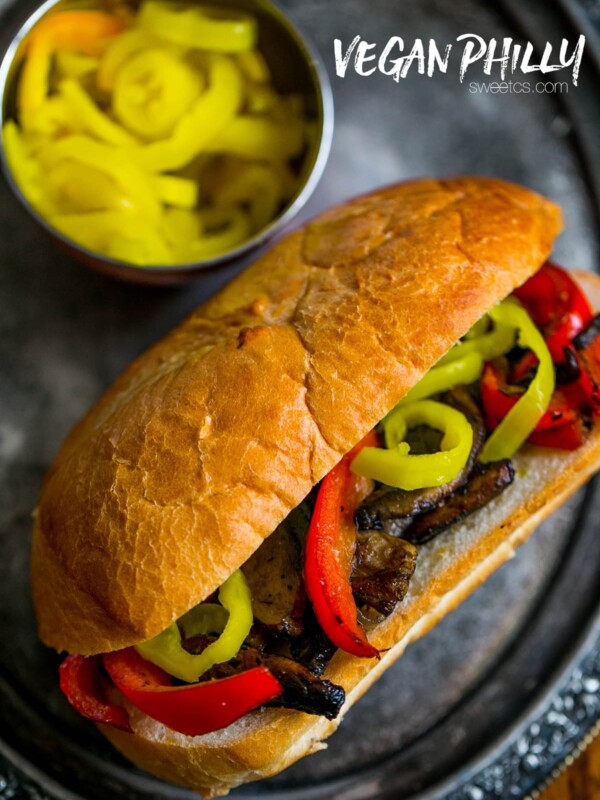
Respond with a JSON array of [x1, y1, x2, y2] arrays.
[[0, 0, 599, 798]]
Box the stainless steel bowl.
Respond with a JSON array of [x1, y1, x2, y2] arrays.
[[0, 0, 333, 284]]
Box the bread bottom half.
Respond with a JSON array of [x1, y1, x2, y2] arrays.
[[101, 272, 600, 797]]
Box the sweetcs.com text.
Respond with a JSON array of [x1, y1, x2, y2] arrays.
[[469, 80, 569, 94]]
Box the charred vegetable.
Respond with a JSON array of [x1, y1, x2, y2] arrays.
[[291, 607, 337, 677], [403, 460, 515, 545], [184, 635, 345, 719], [351, 532, 417, 616], [242, 523, 305, 636]]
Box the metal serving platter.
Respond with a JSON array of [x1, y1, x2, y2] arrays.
[[0, 0, 599, 798]]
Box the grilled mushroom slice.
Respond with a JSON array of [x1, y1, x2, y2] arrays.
[[242, 521, 305, 636], [290, 607, 337, 677], [351, 531, 417, 616], [402, 459, 515, 545], [183, 635, 345, 719]]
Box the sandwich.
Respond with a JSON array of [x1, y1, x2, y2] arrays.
[[32, 177, 600, 797]]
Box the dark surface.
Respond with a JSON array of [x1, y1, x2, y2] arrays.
[[0, 0, 600, 798]]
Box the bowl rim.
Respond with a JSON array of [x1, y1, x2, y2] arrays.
[[0, 0, 335, 277]]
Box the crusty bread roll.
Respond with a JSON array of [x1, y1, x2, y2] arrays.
[[100, 275, 600, 798], [33, 177, 561, 654], [33, 177, 600, 798]]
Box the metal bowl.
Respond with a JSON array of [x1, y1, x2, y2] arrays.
[[0, 0, 333, 284]]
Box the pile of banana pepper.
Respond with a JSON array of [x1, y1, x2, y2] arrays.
[[3, 2, 309, 266], [59, 263, 600, 736]]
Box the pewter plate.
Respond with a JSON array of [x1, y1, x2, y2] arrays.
[[1, 0, 600, 799]]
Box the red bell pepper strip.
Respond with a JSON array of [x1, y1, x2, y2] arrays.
[[511, 265, 600, 416], [527, 418, 586, 450], [510, 263, 592, 382], [484, 263, 600, 451], [515, 263, 599, 417], [103, 648, 282, 737], [512, 348, 600, 419], [304, 431, 380, 660], [481, 362, 584, 451], [574, 317, 600, 413], [509, 350, 539, 385], [59, 654, 131, 732], [513, 262, 593, 362]]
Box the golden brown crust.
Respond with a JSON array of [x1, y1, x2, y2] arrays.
[[100, 396, 600, 798], [99, 277, 600, 798], [32, 177, 562, 654]]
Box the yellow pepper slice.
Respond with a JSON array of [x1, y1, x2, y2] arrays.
[[59, 79, 137, 146], [135, 570, 253, 683], [438, 319, 516, 366], [51, 210, 171, 265], [162, 208, 201, 251], [2, 120, 49, 213], [106, 231, 171, 265], [246, 84, 280, 114], [46, 161, 134, 214], [351, 400, 474, 490], [151, 174, 198, 209], [237, 49, 271, 83], [28, 10, 125, 55], [479, 300, 555, 463], [204, 116, 305, 161], [38, 135, 161, 223], [185, 207, 251, 261], [18, 11, 125, 121], [112, 49, 202, 140], [55, 50, 99, 79], [124, 54, 243, 172], [19, 95, 73, 139], [401, 352, 484, 404], [178, 603, 229, 639], [97, 28, 164, 92], [213, 163, 282, 230], [17, 34, 52, 122], [138, 1, 257, 52], [464, 314, 491, 340]]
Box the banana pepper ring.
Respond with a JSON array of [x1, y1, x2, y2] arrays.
[[135, 569, 253, 683], [351, 400, 474, 490], [2, 120, 49, 213], [151, 174, 199, 209], [124, 53, 243, 172], [39, 135, 161, 223], [97, 29, 165, 92], [112, 49, 202, 141], [213, 163, 282, 230], [184, 207, 252, 262], [59, 79, 137, 147], [204, 116, 305, 161], [50, 210, 172, 265], [46, 161, 134, 214], [138, 1, 257, 52], [178, 603, 229, 639], [23, 95, 73, 138], [55, 50, 99, 80], [18, 11, 124, 121], [438, 317, 516, 366], [479, 300, 555, 463], [401, 351, 484, 404]]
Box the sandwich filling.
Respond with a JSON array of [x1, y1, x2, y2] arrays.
[[59, 262, 600, 737]]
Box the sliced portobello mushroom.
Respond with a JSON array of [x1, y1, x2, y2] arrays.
[[402, 459, 515, 545]]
